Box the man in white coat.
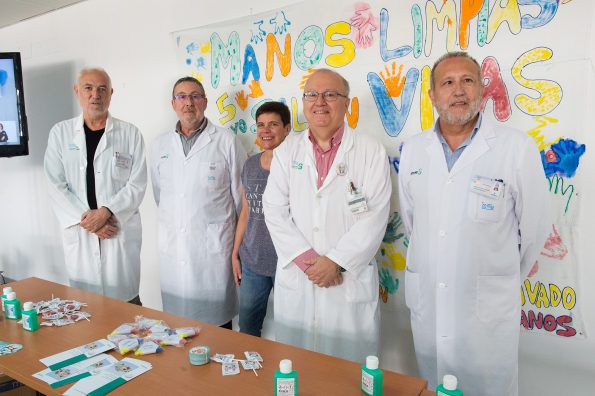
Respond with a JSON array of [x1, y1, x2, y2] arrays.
[[44, 68, 147, 303], [398, 52, 550, 395], [263, 69, 391, 362], [151, 77, 245, 329]]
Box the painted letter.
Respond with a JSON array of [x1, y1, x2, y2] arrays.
[[420, 65, 434, 130], [512, 47, 562, 115], [242, 44, 260, 84], [367, 67, 419, 137], [425, 0, 457, 57], [519, 0, 559, 29], [216, 92, 237, 125], [460, 0, 484, 49], [562, 286, 576, 310], [210, 32, 241, 88], [379, 8, 412, 61], [325, 21, 355, 68], [294, 26, 324, 70], [549, 283, 562, 307], [411, 4, 423, 58], [477, 0, 489, 46], [291, 97, 308, 132], [266, 33, 291, 81], [487, 0, 521, 43], [481, 56, 511, 121]]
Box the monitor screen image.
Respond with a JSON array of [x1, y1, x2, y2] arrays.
[[0, 52, 28, 157]]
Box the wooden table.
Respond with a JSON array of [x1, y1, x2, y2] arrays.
[[0, 277, 428, 395]]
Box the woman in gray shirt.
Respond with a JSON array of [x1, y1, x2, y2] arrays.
[[232, 101, 291, 337]]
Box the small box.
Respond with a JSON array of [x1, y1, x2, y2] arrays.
[[0, 373, 36, 395]]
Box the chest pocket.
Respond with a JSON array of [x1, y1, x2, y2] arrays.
[[111, 152, 133, 181], [466, 181, 508, 223], [200, 161, 228, 189]]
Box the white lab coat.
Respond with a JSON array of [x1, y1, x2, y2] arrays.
[[44, 114, 147, 300], [263, 126, 391, 362], [398, 120, 550, 395], [151, 120, 245, 325]]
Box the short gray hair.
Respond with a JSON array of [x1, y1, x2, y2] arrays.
[[77, 67, 112, 89], [172, 76, 205, 99], [306, 68, 350, 96], [430, 52, 482, 90]]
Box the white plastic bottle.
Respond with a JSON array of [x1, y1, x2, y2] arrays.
[[1, 286, 13, 313], [436, 374, 463, 396]]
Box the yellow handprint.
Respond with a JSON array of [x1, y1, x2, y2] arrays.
[[381, 242, 406, 271], [380, 62, 406, 98], [299, 68, 316, 90], [248, 80, 263, 98], [200, 42, 211, 54], [254, 137, 263, 151], [191, 71, 203, 82], [235, 91, 249, 111]]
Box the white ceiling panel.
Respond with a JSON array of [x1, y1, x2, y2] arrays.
[[0, 0, 86, 29]]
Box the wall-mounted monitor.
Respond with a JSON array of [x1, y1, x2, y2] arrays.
[[0, 52, 28, 157]]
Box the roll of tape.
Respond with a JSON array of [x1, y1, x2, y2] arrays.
[[189, 346, 210, 365]]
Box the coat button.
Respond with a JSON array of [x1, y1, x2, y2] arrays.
[[313, 227, 319, 232], [439, 230, 446, 237]]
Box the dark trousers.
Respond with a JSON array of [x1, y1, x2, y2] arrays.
[[128, 295, 142, 306]]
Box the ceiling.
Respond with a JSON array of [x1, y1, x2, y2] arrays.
[[0, 0, 85, 30]]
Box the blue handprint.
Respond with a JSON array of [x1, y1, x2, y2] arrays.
[[250, 20, 266, 45], [269, 11, 291, 35], [379, 267, 399, 296], [383, 212, 405, 244], [185, 42, 199, 54], [541, 138, 586, 178]]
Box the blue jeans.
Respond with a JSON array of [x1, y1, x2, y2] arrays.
[[239, 265, 274, 337]]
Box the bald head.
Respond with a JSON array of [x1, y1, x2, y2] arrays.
[[305, 69, 350, 97]]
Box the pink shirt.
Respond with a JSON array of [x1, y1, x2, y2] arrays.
[[294, 124, 345, 271], [308, 124, 345, 188]]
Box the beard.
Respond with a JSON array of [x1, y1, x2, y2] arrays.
[[436, 96, 481, 126]]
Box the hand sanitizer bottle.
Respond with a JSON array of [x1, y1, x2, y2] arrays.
[[1, 286, 13, 314], [5, 292, 21, 320], [361, 355, 383, 395], [436, 374, 463, 395], [275, 359, 298, 395], [22, 301, 39, 332]]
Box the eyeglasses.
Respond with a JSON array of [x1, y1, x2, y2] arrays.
[[302, 91, 348, 102], [173, 93, 206, 102]]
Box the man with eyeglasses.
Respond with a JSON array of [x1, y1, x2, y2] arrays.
[[44, 68, 147, 303], [150, 77, 246, 329], [263, 69, 392, 362]]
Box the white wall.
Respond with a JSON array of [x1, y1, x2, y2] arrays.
[[0, 1, 594, 394]]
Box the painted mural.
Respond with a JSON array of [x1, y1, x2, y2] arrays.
[[174, 0, 587, 338]]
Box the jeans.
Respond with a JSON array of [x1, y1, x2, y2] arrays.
[[239, 264, 274, 337]]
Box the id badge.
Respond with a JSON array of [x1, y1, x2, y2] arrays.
[[115, 152, 132, 169], [470, 175, 504, 199], [347, 190, 368, 214]]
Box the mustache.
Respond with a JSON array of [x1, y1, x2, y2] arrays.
[[449, 97, 470, 106]]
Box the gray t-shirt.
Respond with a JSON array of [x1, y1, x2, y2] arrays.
[[239, 153, 277, 277]]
